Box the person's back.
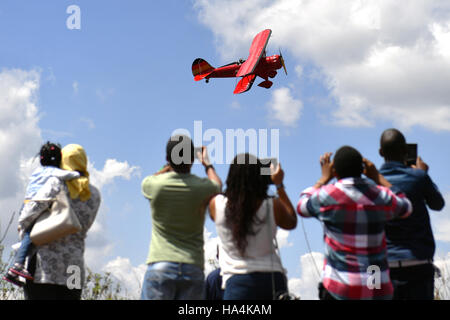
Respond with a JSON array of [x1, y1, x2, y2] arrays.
[[214, 195, 284, 282], [380, 163, 443, 260], [299, 177, 411, 300], [140, 135, 222, 300], [297, 146, 412, 300], [378, 129, 445, 300], [142, 171, 220, 267], [209, 153, 297, 300]]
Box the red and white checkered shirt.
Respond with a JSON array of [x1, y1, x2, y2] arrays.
[[297, 177, 412, 300]]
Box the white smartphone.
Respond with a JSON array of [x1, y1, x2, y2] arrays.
[[260, 157, 278, 177], [194, 147, 203, 161]]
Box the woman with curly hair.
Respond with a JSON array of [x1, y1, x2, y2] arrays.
[[208, 153, 297, 300]]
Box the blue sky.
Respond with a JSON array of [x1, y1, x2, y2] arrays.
[[1, 0, 450, 299]]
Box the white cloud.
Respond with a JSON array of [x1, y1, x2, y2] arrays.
[[431, 192, 450, 243], [288, 252, 324, 300], [434, 218, 450, 243], [194, 0, 450, 131], [102, 256, 147, 300], [0, 69, 42, 244], [267, 87, 303, 127], [84, 159, 141, 270], [84, 209, 115, 271], [434, 253, 450, 300], [0, 69, 42, 198], [89, 159, 141, 190], [276, 229, 293, 249], [294, 65, 303, 79]]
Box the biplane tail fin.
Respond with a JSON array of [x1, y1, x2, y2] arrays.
[[192, 58, 215, 81]]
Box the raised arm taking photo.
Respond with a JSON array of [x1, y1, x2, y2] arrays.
[[271, 163, 297, 230]]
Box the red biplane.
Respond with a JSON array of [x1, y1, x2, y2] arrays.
[[192, 29, 287, 94]]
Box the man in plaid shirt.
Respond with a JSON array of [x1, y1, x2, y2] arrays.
[[297, 146, 412, 300]]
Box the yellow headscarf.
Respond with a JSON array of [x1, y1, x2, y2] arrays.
[[61, 144, 91, 201]]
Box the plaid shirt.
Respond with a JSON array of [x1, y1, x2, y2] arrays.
[[297, 177, 412, 300]]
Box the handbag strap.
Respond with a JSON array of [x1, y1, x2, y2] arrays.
[[26, 198, 56, 202], [267, 197, 281, 299], [267, 196, 291, 300]]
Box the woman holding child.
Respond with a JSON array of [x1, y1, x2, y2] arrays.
[[18, 143, 101, 300]]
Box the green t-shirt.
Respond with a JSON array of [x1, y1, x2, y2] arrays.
[[142, 172, 221, 268]]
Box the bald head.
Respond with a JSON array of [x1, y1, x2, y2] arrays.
[[379, 128, 407, 162]]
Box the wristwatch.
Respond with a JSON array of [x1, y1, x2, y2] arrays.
[[275, 183, 284, 190], [205, 164, 214, 172]]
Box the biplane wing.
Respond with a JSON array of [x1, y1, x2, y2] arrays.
[[233, 74, 257, 94], [236, 29, 272, 77]]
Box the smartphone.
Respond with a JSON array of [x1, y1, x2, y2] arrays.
[[260, 158, 278, 183], [194, 147, 203, 161], [406, 143, 417, 166]]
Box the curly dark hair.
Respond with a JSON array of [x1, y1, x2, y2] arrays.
[[224, 153, 270, 256], [333, 145, 363, 178], [39, 141, 62, 167]]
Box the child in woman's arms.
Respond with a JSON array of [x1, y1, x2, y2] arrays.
[[3, 142, 80, 287]]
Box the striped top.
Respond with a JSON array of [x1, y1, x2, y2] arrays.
[[297, 177, 412, 300]]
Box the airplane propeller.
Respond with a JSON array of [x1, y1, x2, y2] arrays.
[[279, 49, 288, 75]]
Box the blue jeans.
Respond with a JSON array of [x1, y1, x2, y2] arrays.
[[140, 262, 205, 300], [15, 231, 32, 265], [223, 272, 287, 300]]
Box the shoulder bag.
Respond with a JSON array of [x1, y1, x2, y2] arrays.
[[29, 188, 82, 246]]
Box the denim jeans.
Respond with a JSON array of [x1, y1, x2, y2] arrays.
[[15, 231, 32, 265], [390, 263, 435, 300], [223, 272, 287, 300], [140, 262, 205, 300]]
